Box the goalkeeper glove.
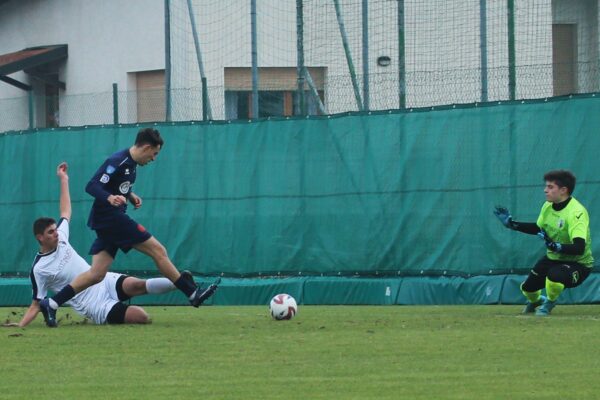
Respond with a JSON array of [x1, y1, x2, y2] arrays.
[[493, 206, 516, 229], [536, 229, 550, 242], [537, 229, 562, 253]]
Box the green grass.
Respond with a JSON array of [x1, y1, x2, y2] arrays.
[[3, 305, 600, 399]]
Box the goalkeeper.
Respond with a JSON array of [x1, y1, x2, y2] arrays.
[[493, 170, 593, 316]]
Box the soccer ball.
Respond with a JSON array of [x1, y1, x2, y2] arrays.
[[269, 294, 298, 320]]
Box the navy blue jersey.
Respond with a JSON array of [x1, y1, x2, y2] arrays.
[[86, 148, 137, 229]]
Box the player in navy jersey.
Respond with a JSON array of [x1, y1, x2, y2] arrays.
[[2, 162, 195, 328], [39, 128, 219, 327]]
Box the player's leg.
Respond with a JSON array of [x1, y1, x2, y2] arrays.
[[104, 273, 194, 324], [105, 302, 150, 324], [134, 236, 180, 281], [123, 306, 151, 324], [520, 257, 553, 314], [536, 262, 591, 316], [133, 236, 219, 307], [39, 248, 115, 327], [71, 250, 114, 291], [119, 272, 195, 298]]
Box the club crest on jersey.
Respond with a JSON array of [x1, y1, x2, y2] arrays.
[[106, 165, 116, 174], [100, 174, 110, 183], [119, 181, 131, 194], [558, 219, 565, 229]]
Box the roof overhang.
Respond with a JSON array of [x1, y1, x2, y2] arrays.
[[0, 44, 68, 91]]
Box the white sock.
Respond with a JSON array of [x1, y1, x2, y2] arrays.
[[145, 278, 176, 294], [49, 298, 59, 310]]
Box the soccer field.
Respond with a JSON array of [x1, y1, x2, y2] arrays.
[[2, 305, 600, 399]]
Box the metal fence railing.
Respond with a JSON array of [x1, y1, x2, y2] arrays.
[[1, 61, 599, 134]]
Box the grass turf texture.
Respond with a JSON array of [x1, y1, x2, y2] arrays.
[[2, 305, 600, 399]]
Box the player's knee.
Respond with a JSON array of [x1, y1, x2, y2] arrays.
[[89, 269, 107, 284], [520, 280, 536, 293], [136, 312, 150, 324], [126, 306, 151, 324], [135, 309, 151, 324]]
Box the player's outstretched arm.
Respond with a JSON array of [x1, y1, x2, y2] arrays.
[[493, 206, 517, 229], [1, 301, 41, 328], [18, 301, 41, 327], [493, 206, 539, 235], [57, 162, 71, 221]]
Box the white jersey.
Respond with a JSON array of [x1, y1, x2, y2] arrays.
[[30, 218, 122, 324]]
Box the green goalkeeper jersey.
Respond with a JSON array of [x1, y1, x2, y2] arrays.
[[536, 196, 593, 267]]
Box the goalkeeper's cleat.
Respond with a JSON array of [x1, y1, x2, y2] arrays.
[[39, 298, 58, 327], [522, 295, 546, 314], [190, 277, 221, 308], [535, 298, 556, 316]]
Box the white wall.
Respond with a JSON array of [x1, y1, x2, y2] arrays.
[[0, 0, 164, 128], [553, 0, 599, 93], [0, 0, 597, 131], [170, 0, 572, 117]]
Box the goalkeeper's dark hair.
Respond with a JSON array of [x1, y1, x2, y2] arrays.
[[135, 128, 164, 148], [33, 217, 56, 237], [544, 170, 576, 194]]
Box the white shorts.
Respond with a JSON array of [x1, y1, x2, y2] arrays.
[[67, 272, 125, 324]]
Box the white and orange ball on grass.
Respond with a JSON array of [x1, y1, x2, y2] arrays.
[[269, 294, 298, 320]]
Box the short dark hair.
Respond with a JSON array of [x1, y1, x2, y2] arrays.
[[544, 170, 576, 195], [33, 217, 56, 237], [135, 128, 164, 148]]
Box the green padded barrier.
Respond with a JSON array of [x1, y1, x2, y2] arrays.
[[3, 275, 600, 307], [0, 278, 32, 306], [128, 277, 306, 306], [499, 275, 528, 305], [395, 275, 507, 305], [207, 277, 306, 306], [303, 276, 401, 305], [501, 274, 600, 305], [128, 288, 195, 306]]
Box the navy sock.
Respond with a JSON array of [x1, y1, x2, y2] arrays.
[[52, 285, 76, 306], [174, 275, 196, 297]]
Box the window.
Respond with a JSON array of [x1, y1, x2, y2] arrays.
[[136, 70, 165, 122], [45, 81, 59, 128], [224, 67, 325, 120], [552, 24, 577, 96]]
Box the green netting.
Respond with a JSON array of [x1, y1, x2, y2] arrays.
[[1, 94, 599, 278]]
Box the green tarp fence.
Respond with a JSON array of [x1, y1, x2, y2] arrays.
[[1, 94, 599, 305]]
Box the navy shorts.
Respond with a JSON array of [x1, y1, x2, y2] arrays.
[[89, 213, 152, 259]]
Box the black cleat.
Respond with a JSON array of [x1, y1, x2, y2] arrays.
[[39, 298, 58, 327], [190, 277, 221, 307]]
